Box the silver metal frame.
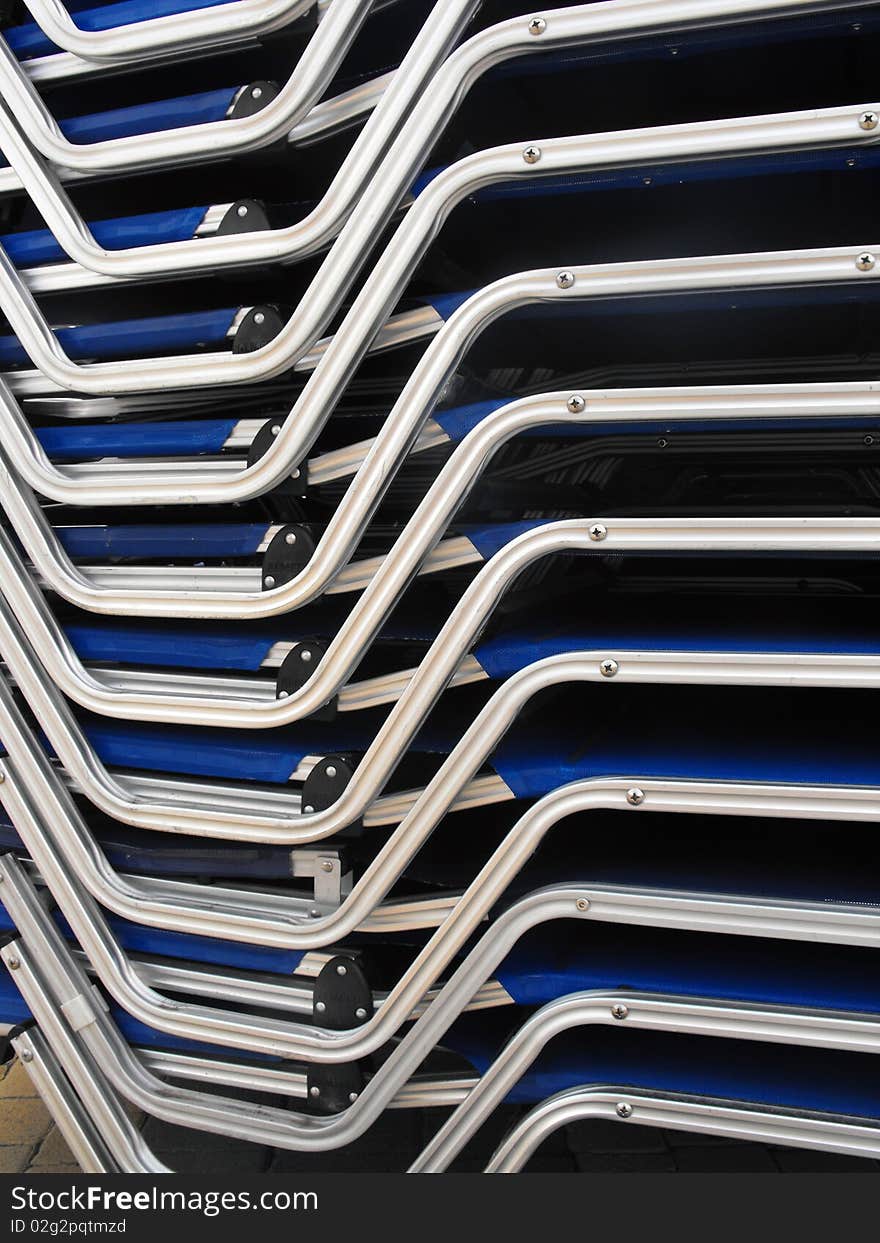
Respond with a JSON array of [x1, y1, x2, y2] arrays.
[[5, 858, 880, 1155]]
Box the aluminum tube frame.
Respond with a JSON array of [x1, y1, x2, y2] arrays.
[[411, 990, 880, 1170], [6, 858, 880, 1155]]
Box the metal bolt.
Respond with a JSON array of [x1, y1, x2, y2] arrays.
[[271, 424, 281, 436], [278, 690, 289, 699], [7, 956, 19, 970], [301, 649, 312, 662], [292, 469, 301, 480], [336, 964, 347, 976], [626, 788, 646, 806], [349, 1092, 359, 1103], [616, 1102, 633, 1119], [320, 860, 334, 873], [567, 394, 585, 413], [304, 805, 315, 814], [600, 659, 619, 678], [252, 87, 263, 99], [589, 523, 607, 541], [253, 311, 265, 326], [523, 145, 541, 165], [611, 1004, 629, 1020], [264, 575, 276, 589], [285, 532, 297, 545], [20, 1049, 33, 1063], [575, 898, 590, 912], [237, 205, 248, 218], [528, 17, 546, 35], [857, 253, 876, 271], [315, 1001, 326, 1013], [355, 1007, 368, 1020], [325, 765, 337, 779], [309, 1085, 320, 1097], [556, 270, 575, 289], [860, 110, 878, 131]]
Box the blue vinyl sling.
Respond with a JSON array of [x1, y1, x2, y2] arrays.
[[0, 308, 238, 366], [2, 206, 212, 268]]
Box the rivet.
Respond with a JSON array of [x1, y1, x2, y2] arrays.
[[300, 649, 312, 662], [348, 1092, 359, 1103], [626, 788, 646, 806], [616, 1102, 633, 1119], [600, 659, 619, 678], [657, 437, 668, 449], [309, 1085, 320, 1097], [567, 394, 585, 413], [642, 177, 653, 186], [865, 435, 875, 446], [271, 424, 281, 436], [575, 898, 590, 912], [252, 86, 263, 99], [523, 145, 542, 165], [253, 311, 265, 326], [285, 532, 297, 545], [304, 805, 315, 814], [325, 765, 337, 779], [315, 1001, 326, 1013], [336, 964, 347, 976], [320, 860, 334, 873], [856, 252, 876, 271], [860, 110, 878, 131], [291, 469, 301, 480], [278, 690, 289, 699], [556, 270, 575, 289], [846, 158, 857, 168], [528, 17, 546, 35], [20, 1049, 33, 1063], [310, 909, 320, 918], [7, 956, 19, 970], [355, 1007, 368, 1020], [237, 205, 248, 218], [264, 575, 276, 589], [611, 1004, 629, 1020], [589, 523, 607, 541]]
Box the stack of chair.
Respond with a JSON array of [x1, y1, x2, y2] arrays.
[[0, 0, 878, 1175]]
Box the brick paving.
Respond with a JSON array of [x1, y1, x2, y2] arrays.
[[3, 1056, 880, 1174]]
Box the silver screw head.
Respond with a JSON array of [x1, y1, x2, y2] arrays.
[[7, 956, 19, 970], [278, 690, 289, 699], [237, 205, 248, 218], [556, 270, 575, 289], [315, 1001, 326, 1013], [523, 145, 541, 165], [857, 252, 876, 271], [626, 788, 646, 806], [600, 658, 619, 678], [320, 859, 334, 873], [252, 86, 263, 99], [528, 17, 546, 35], [616, 1102, 633, 1119], [575, 898, 590, 912], [253, 312, 265, 326], [304, 805, 315, 815], [300, 649, 312, 663], [20, 1049, 33, 1063], [336, 964, 347, 976], [567, 394, 585, 413], [285, 532, 297, 545], [264, 575, 276, 589], [589, 522, 607, 541], [271, 424, 281, 436], [355, 1008, 368, 1020], [860, 110, 878, 130], [309, 1085, 320, 1097], [348, 1092, 359, 1103], [611, 1004, 629, 1020], [325, 765, 337, 779]]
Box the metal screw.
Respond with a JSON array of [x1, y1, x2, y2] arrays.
[[846, 158, 856, 168], [7, 956, 19, 970], [575, 898, 590, 912], [292, 469, 301, 480], [325, 765, 337, 779], [860, 110, 878, 131], [20, 1049, 33, 1063], [523, 145, 541, 165], [310, 909, 320, 918], [589, 523, 607, 541], [611, 1004, 629, 1020], [657, 437, 668, 448], [237, 205, 248, 218], [320, 860, 334, 873], [567, 394, 585, 413], [309, 1085, 320, 1098], [285, 532, 297, 545], [528, 17, 546, 35], [642, 177, 653, 186], [626, 788, 646, 806], [278, 690, 289, 699], [304, 805, 315, 814], [253, 312, 265, 326], [857, 253, 876, 271], [616, 1102, 633, 1119], [264, 575, 276, 589], [355, 1007, 368, 1020], [336, 964, 347, 976], [301, 649, 312, 662], [271, 424, 281, 436], [348, 1092, 359, 1103], [315, 1001, 326, 1014], [600, 659, 618, 678], [252, 87, 263, 99], [556, 270, 575, 289]]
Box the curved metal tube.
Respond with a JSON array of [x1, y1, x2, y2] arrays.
[[2, 385, 880, 725]]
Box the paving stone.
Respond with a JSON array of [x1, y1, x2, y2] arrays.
[[0, 1060, 41, 1099], [672, 1144, 779, 1172], [29, 1124, 76, 1170], [0, 1144, 35, 1174], [0, 1094, 52, 1146]]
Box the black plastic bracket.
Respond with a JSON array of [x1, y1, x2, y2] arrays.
[[232, 305, 284, 355], [313, 955, 372, 1030], [301, 754, 357, 815], [276, 640, 337, 721], [305, 1059, 365, 1114], [216, 199, 270, 237], [228, 81, 280, 120], [247, 420, 308, 497], [261, 524, 316, 589], [2, 1020, 36, 1065]]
